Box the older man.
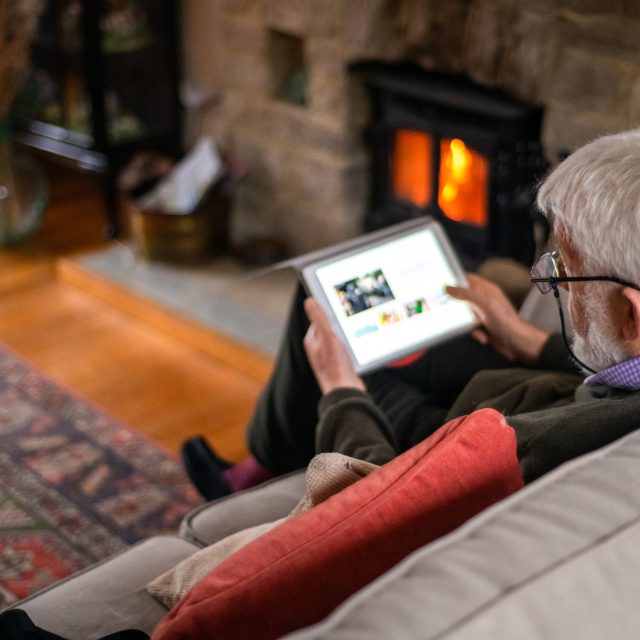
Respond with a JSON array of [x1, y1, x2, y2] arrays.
[[184, 129, 640, 498]]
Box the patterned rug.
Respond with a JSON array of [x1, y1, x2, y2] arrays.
[[0, 344, 203, 610]]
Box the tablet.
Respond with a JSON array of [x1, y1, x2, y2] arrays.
[[301, 218, 477, 374]]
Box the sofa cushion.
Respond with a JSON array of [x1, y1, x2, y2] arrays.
[[283, 425, 640, 639], [152, 408, 523, 640], [13, 536, 199, 640]]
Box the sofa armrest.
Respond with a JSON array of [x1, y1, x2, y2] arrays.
[[12, 536, 199, 640], [180, 470, 306, 546]]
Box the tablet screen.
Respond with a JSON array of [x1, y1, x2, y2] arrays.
[[303, 221, 476, 373]]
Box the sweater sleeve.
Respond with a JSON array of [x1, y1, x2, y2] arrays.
[[315, 388, 396, 466], [534, 333, 580, 373]]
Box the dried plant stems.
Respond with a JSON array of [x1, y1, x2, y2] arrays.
[[0, 0, 45, 119]]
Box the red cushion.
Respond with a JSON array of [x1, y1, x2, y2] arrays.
[[387, 348, 428, 368], [153, 408, 523, 640]]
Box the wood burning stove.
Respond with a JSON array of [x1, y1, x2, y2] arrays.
[[351, 62, 547, 270]]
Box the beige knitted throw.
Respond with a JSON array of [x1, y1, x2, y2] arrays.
[[147, 452, 379, 609]]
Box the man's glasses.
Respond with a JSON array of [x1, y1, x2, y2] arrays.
[[530, 251, 640, 294], [529, 252, 640, 374]]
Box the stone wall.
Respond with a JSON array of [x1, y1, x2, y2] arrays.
[[185, 0, 640, 254]]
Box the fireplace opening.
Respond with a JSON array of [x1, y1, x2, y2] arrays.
[[391, 130, 489, 227], [352, 62, 548, 270]]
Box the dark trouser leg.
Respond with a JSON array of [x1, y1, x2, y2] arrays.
[[246, 284, 321, 475]]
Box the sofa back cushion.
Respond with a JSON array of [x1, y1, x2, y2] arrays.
[[152, 408, 523, 640]]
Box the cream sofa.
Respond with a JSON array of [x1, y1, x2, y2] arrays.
[[14, 288, 640, 638], [12, 425, 640, 639]]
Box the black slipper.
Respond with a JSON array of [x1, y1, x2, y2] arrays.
[[181, 436, 232, 501]]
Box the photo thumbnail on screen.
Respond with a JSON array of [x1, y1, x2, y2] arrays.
[[335, 269, 395, 317], [405, 298, 428, 317]]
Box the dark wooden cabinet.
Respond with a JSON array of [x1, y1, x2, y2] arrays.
[[12, 0, 182, 236]]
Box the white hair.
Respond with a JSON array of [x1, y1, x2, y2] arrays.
[[537, 129, 640, 283]]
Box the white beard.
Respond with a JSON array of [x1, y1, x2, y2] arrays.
[[571, 331, 627, 373], [570, 287, 628, 373]]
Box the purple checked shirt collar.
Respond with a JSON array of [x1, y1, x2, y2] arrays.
[[584, 355, 640, 391]]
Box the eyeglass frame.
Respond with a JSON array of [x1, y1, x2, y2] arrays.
[[529, 251, 640, 374], [530, 251, 640, 295]]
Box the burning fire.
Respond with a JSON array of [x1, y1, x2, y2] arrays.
[[391, 130, 488, 226], [391, 130, 432, 208], [438, 138, 488, 226]]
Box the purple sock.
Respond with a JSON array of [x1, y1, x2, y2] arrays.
[[223, 457, 273, 493]]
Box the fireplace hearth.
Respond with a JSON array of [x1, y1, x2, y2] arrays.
[[352, 62, 547, 270]]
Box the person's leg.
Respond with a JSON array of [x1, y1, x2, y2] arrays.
[[245, 283, 321, 475], [183, 283, 319, 497]]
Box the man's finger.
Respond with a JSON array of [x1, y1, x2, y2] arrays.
[[445, 284, 468, 299], [446, 277, 487, 306], [446, 285, 481, 306], [471, 328, 489, 345], [303, 297, 332, 332]]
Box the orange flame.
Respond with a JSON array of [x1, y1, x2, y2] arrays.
[[391, 130, 432, 208], [438, 138, 488, 226]]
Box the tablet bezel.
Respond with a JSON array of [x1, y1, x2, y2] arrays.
[[301, 217, 477, 374]]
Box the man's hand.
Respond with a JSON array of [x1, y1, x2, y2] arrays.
[[303, 297, 366, 394], [446, 273, 549, 364]]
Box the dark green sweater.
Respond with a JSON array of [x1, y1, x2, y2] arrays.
[[315, 335, 640, 484]]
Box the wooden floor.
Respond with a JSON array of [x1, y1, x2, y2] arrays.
[[0, 162, 272, 461]]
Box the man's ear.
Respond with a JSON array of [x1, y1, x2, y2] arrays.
[[621, 287, 640, 342]]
